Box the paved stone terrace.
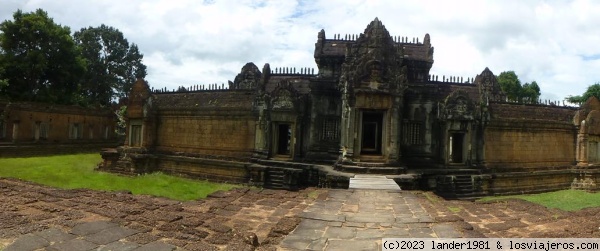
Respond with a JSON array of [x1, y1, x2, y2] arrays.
[[280, 189, 463, 250], [348, 175, 402, 190], [5, 221, 171, 251]]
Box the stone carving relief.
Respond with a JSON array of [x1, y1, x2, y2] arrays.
[[440, 91, 475, 121], [339, 18, 405, 94], [231, 62, 262, 90], [273, 90, 294, 109], [270, 81, 299, 111], [475, 68, 505, 103]]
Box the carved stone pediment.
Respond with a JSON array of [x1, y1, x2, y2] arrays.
[[230, 62, 262, 90], [269, 80, 299, 111], [339, 18, 406, 94], [440, 90, 475, 121], [475, 67, 505, 103]]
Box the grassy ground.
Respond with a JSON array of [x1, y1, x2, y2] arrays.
[[479, 189, 600, 211], [0, 154, 239, 201]]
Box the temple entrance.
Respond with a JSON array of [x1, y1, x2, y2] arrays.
[[274, 123, 292, 155], [361, 112, 383, 154], [450, 133, 464, 163]]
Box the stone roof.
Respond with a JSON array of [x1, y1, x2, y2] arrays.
[[2, 101, 113, 116], [318, 40, 431, 62], [265, 76, 312, 94], [152, 91, 255, 111], [405, 82, 481, 102], [489, 102, 577, 122], [317, 18, 432, 63]]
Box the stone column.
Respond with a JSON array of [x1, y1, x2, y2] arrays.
[[387, 96, 402, 165], [577, 132, 588, 166], [11, 122, 18, 143], [34, 122, 40, 142], [253, 106, 269, 159], [577, 121, 589, 167], [339, 92, 354, 161]]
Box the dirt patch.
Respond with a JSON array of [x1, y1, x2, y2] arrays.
[[417, 191, 600, 238], [0, 178, 318, 250]]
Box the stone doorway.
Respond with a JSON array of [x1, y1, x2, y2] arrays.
[[274, 123, 292, 156], [361, 112, 383, 154], [450, 132, 465, 163]]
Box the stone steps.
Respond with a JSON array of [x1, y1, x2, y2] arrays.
[[335, 162, 405, 175], [349, 175, 401, 190]]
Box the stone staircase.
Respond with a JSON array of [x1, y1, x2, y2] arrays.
[[335, 162, 405, 174], [264, 167, 286, 189], [435, 172, 491, 200], [453, 175, 475, 196]]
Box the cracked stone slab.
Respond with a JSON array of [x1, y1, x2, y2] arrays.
[[132, 241, 176, 251], [84, 226, 139, 245], [33, 228, 77, 243], [4, 233, 50, 251], [71, 221, 118, 236], [326, 239, 378, 250], [46, 238, 98, 251], [432, 223, 462, 238], [300, 211, 345, 222], [97, 241, 140, 251]]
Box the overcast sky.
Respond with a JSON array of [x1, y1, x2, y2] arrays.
[[2, 0, 600, 101]]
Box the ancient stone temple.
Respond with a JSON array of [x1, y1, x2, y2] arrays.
[[99, 18, 600, 198]]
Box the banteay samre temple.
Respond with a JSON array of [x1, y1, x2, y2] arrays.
[[100, 18, 600, 198]]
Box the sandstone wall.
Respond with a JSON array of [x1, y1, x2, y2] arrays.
[[0, 143, 119, 158], [154, 115, 256, 159], [484, 120, 576, 170], [157, 156, 248, 183], [1, 102, 116, 143]]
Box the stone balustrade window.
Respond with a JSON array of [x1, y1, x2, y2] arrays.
[[321, 118, 339, 141], [39, 122, 49, 139], [403, 121, 422, 145], [0, 120, 5, 139], [69, 123, 83, 139]]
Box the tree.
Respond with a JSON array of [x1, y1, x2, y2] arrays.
[[73, 25, 147, 106], [566, 83, 600, 104], [522, 81, 541, 103], [497, 71, 541, 103], [497, 71, 522, 101], [0, 9, 86, 104]]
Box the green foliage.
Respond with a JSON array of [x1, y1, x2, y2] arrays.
[[479, 189, 600, 211], [497, 71, 541, 103], [73, 25, 147, 105], [0, 154, 239, 201], [497, 71, 522, 101], [566, 83, 600, 104], [521, 81, 541, 103], [0, 9, 147, 106], [115, 105, 127, 136], [0, 9, 86, 104]]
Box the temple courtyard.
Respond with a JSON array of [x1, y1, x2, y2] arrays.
[[1, 177, 599, 251]]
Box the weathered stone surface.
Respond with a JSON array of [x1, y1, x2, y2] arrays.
[[97, 241, 140, 251], [70, 221, 118, 236], [84, 226, 138, 245], [46, 239, 98, 251], [4, 234, 50, 251]]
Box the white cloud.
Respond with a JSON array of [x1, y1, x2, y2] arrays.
[[2, 0, 600, 100]]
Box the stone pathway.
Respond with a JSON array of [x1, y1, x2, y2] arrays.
[[279, 189, 463, 251], [4, 221, 179, 251], [349, 175, 401, 190]]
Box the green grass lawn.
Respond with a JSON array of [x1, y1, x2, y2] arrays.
[[479, 189, 600, 211], [0, 154, 239, 201]]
